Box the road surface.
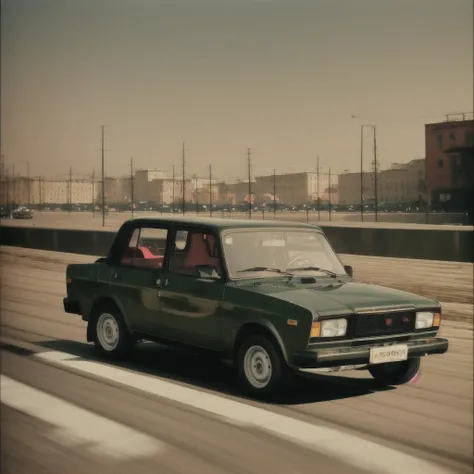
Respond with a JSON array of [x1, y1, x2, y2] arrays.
[[1, 247, 472, 474]]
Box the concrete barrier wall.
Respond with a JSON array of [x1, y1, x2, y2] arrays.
[[320, 226, 473, 262], [0, 226, 116, 257], [1, 224, 473, 262]]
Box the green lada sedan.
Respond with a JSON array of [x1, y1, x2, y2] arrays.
[[63, 216, 448, 397]]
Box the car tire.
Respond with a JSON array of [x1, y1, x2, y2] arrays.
[[368, 357, 421, 386], [91, 304, 135, 360], [236, 334, 292, 399]]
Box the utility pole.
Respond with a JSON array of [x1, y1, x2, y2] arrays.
[[0, 153, 4, 206], [172, 165, 175, 212], [328, 168, 332, 221], [195, 175, 199, 214], [4, 166, 9, 208], [247, 148, 252, 219], [209, 164, 213, 217], [130, 157, 135, 218], [27, 162, 30, 206], [2, 161, 7, 207], [92, 168, 95, 217], [161, 180, 164, 214], [69, 166, 72, 215], [101, 125, 105, 227], [273, 169, 276, 218], [12, 164, 15, 207], [373, 127, 378, 222], [182, 142, 186, 215], [360, 125, 364, 222], [21, 161, 31, 207], [317, 156, 320, 220]]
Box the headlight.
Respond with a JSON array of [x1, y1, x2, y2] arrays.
[[415, 311, 441, 329], [317, 318, 347, 337]]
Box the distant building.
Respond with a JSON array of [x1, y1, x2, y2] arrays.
[[152, 177, 193, 205], [425, 113, 474, 211], [97, 176, 133, 205], [338, 159, 426, 206], [134, 169, 168, 202], [0, 176, 99, 206], [194, 183, 219, 206], [338, 172, 374, 206], [378, 159, 426, 204], [255, 172, 338, 205], [217, 180, 256, 205]]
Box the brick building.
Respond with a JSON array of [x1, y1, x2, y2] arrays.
[[425, 114, 474, 214]]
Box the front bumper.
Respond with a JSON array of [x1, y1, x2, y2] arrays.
[[292, 337, 449, 369]]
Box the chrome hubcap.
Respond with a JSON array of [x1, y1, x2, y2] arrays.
[[96, 313, 119, 351], [243, 345, 272, 389]]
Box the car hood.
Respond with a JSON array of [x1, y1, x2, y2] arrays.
[[237, 279, 440, 317]]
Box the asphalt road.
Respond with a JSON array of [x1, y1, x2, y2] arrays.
[[1, 247, 473, 474], [2, 210, 472, 231]]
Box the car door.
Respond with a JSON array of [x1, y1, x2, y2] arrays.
[[108, 225, 170, 335], [157, 227, 226, 349]]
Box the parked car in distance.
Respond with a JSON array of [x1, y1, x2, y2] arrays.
[[12, 206, 34, 219], [63, 216, 449, 398]]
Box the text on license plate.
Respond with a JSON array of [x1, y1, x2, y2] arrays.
[[369, 344, 408, 365]]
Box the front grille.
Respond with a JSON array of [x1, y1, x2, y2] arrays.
[[354, 311, 415, 338]]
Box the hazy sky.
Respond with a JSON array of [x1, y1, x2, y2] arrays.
[[1, 0, 472, 181]]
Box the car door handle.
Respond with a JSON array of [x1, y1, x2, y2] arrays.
[[113, 272, 122, 280]]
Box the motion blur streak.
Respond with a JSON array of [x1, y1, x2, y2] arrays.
[[36, 350, 456, 474], [0, 375, 165, 460]]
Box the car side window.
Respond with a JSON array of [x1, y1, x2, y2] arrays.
[[169, 229, 221, 278], [120, 226, 168, 269]]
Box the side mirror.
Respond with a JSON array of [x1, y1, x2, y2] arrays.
[[344, 265, 353, 278]]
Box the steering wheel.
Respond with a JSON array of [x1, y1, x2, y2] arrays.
[[286, 256, 311, 270]]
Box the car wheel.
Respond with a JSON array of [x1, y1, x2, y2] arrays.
[[237, 334, 292, 398], [92, 305, 134, 360], [368, 357, 421, 386]]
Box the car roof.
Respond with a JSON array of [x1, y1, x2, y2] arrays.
[[123, 215, 323, 232]]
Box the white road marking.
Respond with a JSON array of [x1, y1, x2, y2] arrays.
[[36, 350, 454, 474], [0, 375, 165, 460]]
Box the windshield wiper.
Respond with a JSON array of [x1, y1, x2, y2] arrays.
[[237, 266, 293, 276], [286, 266, 338, 278]]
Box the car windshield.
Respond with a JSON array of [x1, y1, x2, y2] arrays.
[[222, 229, 346, 279]]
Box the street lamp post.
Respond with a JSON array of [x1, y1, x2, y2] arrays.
[[360, 124, 376, 222]]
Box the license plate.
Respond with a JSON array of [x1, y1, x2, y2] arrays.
[[369, 344, 408, 365]]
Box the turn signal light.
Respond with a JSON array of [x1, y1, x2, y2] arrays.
[[433, 313, 441, 327], [310, 321, 320, 338]]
